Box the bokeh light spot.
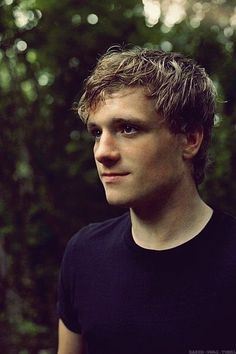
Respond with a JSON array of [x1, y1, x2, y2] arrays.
[[72, 14, 81, 25], [160, 41, 173, 52], [4, 0, 14, 5], [38, 74, 49, 86], [87, 14, 98, 25], [26, 50, 37, 63], [16, 40, 27, 52]]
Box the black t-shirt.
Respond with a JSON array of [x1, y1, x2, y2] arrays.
[[58, 210, 236, 354]]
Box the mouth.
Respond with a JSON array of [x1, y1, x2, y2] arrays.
[[101, 172, 130, 183]]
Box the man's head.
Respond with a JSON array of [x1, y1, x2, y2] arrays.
[[78, 47, 216, 185]]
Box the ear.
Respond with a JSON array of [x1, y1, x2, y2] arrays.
[[182, 127, 204, 160]]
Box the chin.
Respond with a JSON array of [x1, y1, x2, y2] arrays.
[[106, 194, 144, 209], [106, 198, 130, 207], [105, 194, 133, 208]]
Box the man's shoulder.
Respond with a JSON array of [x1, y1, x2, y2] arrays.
[[213, 209, 236, 231], [67, 212, 130, 250], [210, 209, 236, 245]]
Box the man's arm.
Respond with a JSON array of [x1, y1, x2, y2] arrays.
[[57, 319, 87, 354]]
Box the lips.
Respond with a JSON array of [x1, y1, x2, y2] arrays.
[[101, 172, 130, 183], [102, 172, 129, 177]]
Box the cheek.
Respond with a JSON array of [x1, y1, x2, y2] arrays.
[[145, 148, 182, 175]]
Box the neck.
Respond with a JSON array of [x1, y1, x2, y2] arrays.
[[130, 182, 213, 251]]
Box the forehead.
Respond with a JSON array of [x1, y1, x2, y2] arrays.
[[94, 86, 148, 107], [87, 87, 160, 124]]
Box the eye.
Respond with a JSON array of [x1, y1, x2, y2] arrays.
[[121, 124, 138, 135], [89, 128, 102, 139]]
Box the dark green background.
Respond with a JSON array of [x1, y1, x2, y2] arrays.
[[0, 0, 235, 352]]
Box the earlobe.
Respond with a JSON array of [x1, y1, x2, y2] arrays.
[[182, 128, 204, 160]]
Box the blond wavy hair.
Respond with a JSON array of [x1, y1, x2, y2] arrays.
[[77, 47, 216, 184]]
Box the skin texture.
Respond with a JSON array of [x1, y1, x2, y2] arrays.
[[88, 87, 188, 208]]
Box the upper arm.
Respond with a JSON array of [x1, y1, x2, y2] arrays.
[[57, 319, 87, 354]]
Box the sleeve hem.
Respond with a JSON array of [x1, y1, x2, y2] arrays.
[[58, 314, 82, 334]]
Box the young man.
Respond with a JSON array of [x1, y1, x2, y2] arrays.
[[57, 48, 236, 354]]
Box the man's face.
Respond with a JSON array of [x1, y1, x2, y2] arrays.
[[87, 87, 189, 209]]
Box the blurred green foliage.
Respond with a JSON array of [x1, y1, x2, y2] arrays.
[[0, 0, 235, 352]]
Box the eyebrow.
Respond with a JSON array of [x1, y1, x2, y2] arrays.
[[87, 116, 146, 130]]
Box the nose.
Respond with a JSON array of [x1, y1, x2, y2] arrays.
[[94, 132, 120, 166]]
